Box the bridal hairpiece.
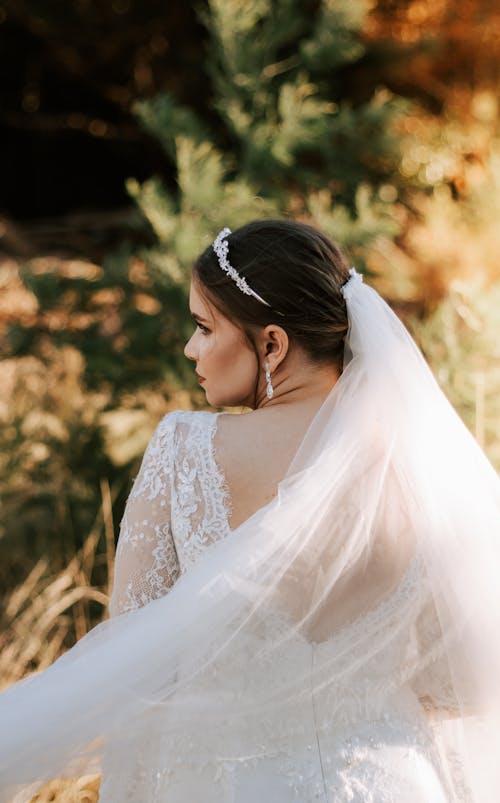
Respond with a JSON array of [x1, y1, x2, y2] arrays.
[[212, 227, 272, 308], [213, 226, 361, 313], [341, 267, 364, 302]]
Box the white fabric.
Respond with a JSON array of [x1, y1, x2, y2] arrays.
[[102, 410, 449, 801], [109, 411, 231, 616], [1, 272, 500, 803]]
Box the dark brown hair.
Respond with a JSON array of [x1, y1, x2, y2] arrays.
[[193, 219, 351, 372]]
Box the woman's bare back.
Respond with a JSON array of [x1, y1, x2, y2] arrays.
[[214, 395, 328, 531]]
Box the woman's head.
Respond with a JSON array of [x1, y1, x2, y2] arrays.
[[184, 219, 350, 408]]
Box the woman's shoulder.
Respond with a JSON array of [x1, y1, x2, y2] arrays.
[[156, 408, 218, 427], [142, 409, 220, 470], [153, 408, 220, 445], [163, 408, 219, 429]]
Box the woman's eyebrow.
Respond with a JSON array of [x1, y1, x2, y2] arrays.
[[190, 310, 210, 324]]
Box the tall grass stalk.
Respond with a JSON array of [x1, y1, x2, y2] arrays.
[[1, 481, 118, 799]]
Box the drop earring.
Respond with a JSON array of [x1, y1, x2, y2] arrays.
[[265, 361, 274, 399]]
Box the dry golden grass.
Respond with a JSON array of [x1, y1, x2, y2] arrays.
[[0, 482, 117, 801], [0, 480, 114, 689], [30, 775, 100, 803]]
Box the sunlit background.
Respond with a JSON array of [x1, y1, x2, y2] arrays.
[[0, 1, 499, 798]]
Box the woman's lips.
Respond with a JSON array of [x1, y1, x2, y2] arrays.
[[196, 373, 206, 385]]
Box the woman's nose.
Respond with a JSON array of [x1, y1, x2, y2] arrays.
[[184, 333, 196, 361]]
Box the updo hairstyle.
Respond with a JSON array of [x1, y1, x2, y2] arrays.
[[193, 219, 351, 370]]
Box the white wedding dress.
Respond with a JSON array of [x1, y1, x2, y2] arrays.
[[99, 410, 452, 803]]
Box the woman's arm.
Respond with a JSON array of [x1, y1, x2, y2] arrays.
[[109, 415, 180, 616]]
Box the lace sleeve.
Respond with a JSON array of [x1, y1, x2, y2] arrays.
[[109, 415, 180, 617]]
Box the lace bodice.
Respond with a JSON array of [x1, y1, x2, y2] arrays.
[[111, 411, 231, 616], [105, 410, 453, 802]]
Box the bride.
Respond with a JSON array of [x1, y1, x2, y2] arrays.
[[1, 219, 500, 802]]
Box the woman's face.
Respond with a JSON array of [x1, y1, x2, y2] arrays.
[[184, 279, 259, 407]]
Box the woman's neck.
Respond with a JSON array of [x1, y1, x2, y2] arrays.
[[254, 352, 340, 411]]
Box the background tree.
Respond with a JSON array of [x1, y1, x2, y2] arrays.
[[1, 0, 413, 587]]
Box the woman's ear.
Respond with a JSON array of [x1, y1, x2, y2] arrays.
[[261, 324, 289, 371]]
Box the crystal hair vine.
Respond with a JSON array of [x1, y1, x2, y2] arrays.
[[341, 267, 364, 302], [212, 227, 272, 308]]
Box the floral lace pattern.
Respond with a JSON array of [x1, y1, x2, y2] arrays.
[[110, 411, 231, 616], [170, 411, 232, 571], [104, 411, 453, 802]]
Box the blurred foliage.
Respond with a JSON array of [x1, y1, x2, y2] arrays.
[[367, 109, 500, 472], [0, 347, 111, 584], [8, 249, 194, 394], [129, 0, 409, 279], [412, 279, 500, 469], [0, 251, 197, 590], [1, 0, 407, 597], [366, 0, 500, 102]]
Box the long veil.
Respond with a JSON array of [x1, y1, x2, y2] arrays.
[[1, 271, 500, 802]]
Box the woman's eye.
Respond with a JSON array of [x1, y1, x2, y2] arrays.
[[198, 324, 210, 335]]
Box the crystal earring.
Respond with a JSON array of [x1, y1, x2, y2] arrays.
[[265, 361, 274, 399]]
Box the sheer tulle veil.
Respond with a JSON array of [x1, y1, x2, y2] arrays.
[[1, 269, 500, 802]]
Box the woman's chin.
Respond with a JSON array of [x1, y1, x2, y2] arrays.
[[205, 389, 246, 409], [203, 386, 219, 407]]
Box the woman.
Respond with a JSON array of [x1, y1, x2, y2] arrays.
[[1, 220, 500, 802]]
